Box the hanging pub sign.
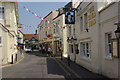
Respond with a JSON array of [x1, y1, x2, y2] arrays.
[[65, 11, 75, 24], [17, 24, 22, 30]]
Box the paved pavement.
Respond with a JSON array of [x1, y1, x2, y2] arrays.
[[56, 58, 111, 79], [2, 51, 66, 79]]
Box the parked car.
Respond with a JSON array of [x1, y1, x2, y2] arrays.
[[25, 48, 32, 52], [25, 45, 32, 52]]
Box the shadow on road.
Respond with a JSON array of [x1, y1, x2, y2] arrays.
[[25, 51, 68, 79]]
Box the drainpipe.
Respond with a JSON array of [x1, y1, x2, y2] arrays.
[[97, 3, 102, 74], [118, 1, 120, 79], [73, 24, 76, 63]]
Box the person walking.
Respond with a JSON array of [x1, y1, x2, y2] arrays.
[[47, 47, 51, 56], [42, 46, 46, 54], [39, 46, 41, 53]]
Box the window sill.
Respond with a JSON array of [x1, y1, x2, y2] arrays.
[[0, 19, 5, 21], [81, 56, 91, 62], [0, 44, 2, 47], [104, 56, 112, 60], [80, 31, 88, 34]]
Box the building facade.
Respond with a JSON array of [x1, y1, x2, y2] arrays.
[[0, 1, 19, 65], [67, 1, 119, 78], [18, 30, 23, 49], [52, 8, 67, 57], [23, 34, 39, 51], [38, 11, 59, 55]]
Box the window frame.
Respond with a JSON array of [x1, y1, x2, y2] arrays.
[[69, 44, 73, 53], [0, 6, 5, 20], [83, 12, 88, 31], [80, 41, 91, 60], [80, 16, 83, 32], [105, 33, 112, 59], [80, 12, 88, 32]]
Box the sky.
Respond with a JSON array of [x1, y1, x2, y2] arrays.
[[18, 2, 68, 34]]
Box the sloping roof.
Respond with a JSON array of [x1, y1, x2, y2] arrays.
[[64, 2, 72, 8], [23, 34, 39, 41]]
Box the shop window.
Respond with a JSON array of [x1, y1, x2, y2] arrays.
[[69, 44, 73, 53], [75, 44, 79, 54]]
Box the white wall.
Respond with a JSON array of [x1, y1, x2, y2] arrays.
[[99, 2, 118, 78]]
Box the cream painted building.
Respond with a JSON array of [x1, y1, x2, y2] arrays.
[[39, 11, 60, 55], [52, 8, 68, 57], [66, 1, 119, 78], [99, 2, 119, 78], [0, 1, 19, 65]]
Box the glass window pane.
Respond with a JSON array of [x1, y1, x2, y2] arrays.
[[80, 17, 83, 31], [0, 7, 4, 19]]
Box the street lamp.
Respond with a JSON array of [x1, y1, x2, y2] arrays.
[[114, 22, 120, 58], [67, 36, 77, 65], [114, 26, 120, 39]]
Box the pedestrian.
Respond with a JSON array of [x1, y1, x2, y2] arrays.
[[48, 47, 51, 56], [32, 46, 34, 51], [39, 46, 41, 52], [42, 46, 46, 54]]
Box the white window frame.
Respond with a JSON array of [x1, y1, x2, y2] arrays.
[[80, 12, 88, 32], [83, 12, 88, 31], [105, 33, 112, 59], [80, 16, 83, 32], [0, 6, 5, 20], [80, 42, 91, 61]]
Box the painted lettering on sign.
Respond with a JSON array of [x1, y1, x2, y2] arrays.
[[88, 6, 96, 27]]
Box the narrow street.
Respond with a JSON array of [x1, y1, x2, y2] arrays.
[[2, 51, 66, 79]]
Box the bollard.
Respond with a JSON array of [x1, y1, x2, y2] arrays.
[[11, 55, 13, 64], [61, 53, 63, 60], [16, 54, 17, 61]]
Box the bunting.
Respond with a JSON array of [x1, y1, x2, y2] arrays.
[[16, 0, 80, 34]]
